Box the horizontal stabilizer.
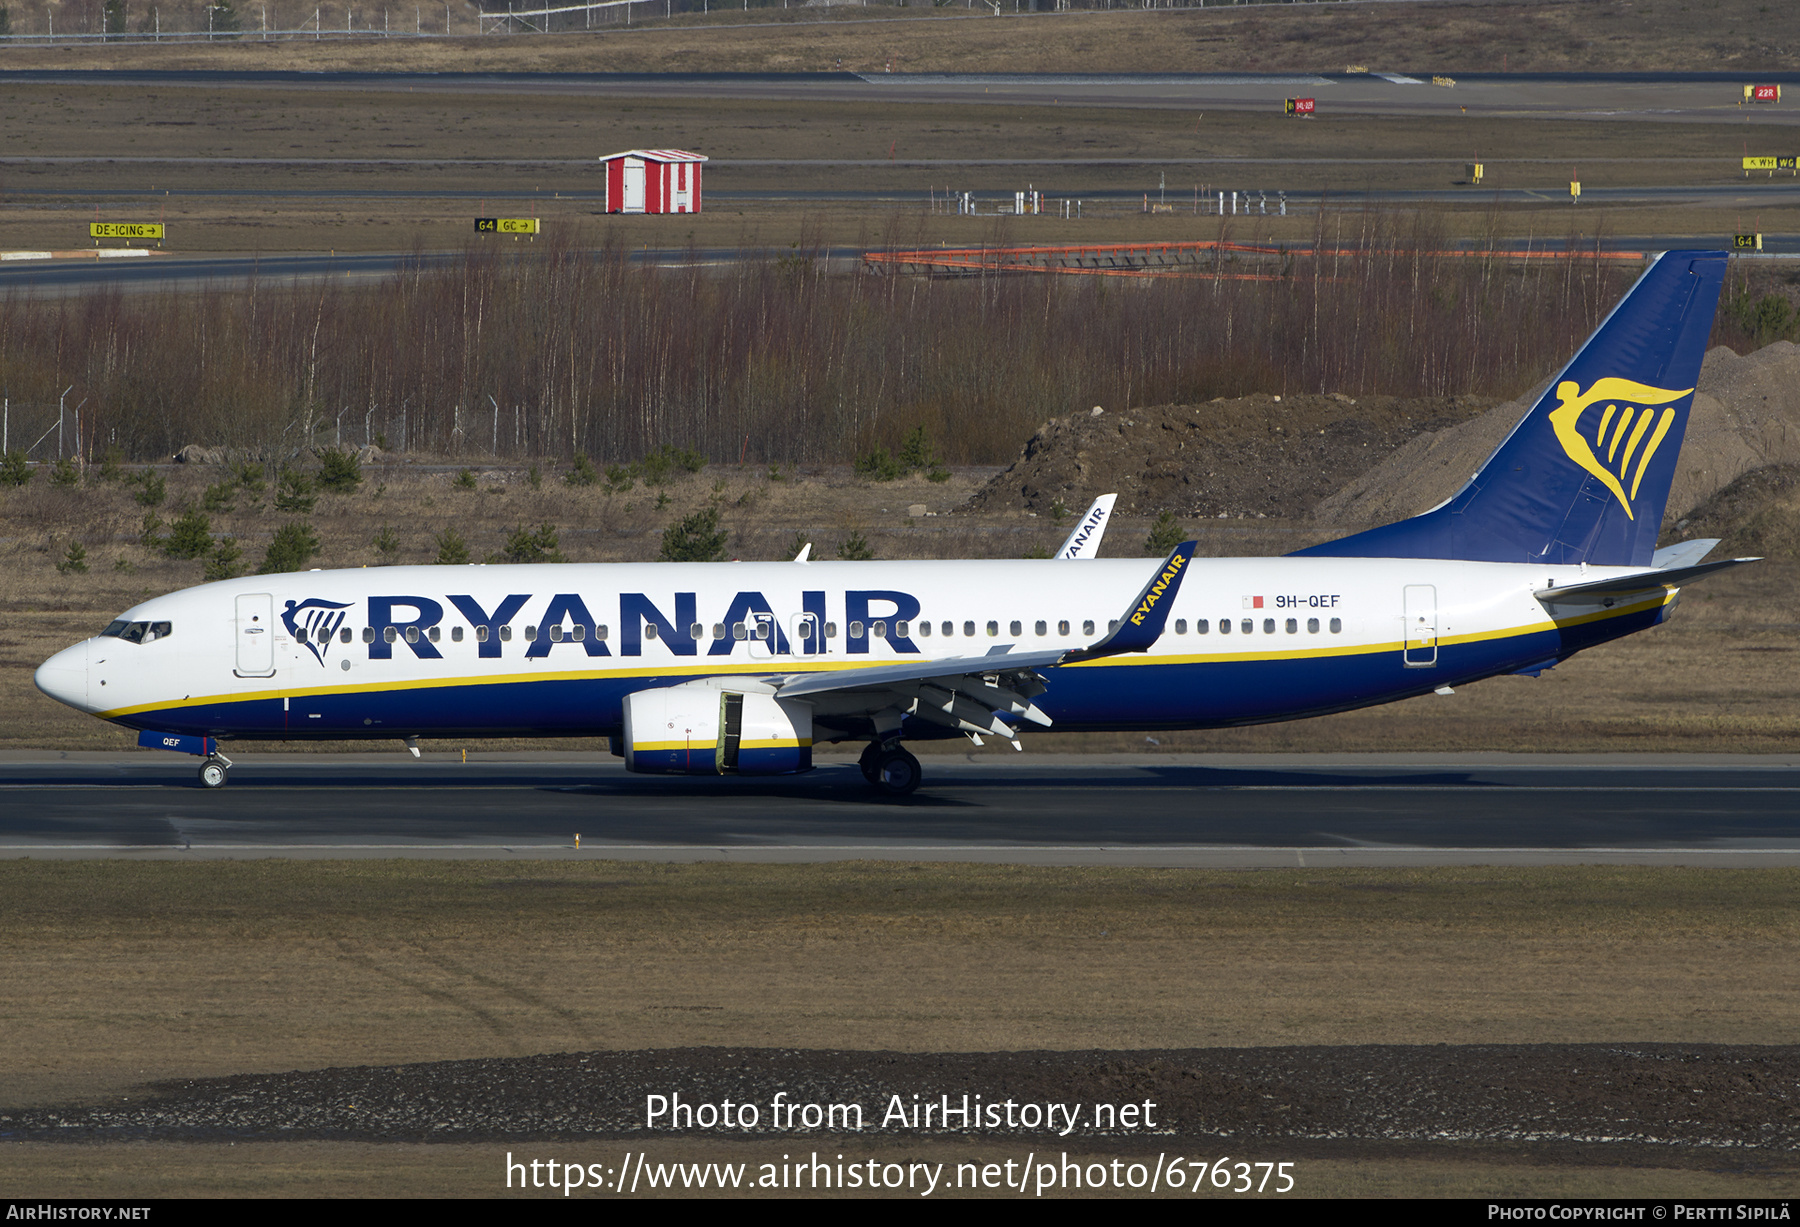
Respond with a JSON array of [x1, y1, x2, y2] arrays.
[[1535, 557, 1758, 602], [1650, 538, 1720, 571]]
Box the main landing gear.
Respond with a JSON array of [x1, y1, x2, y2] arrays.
[[197, 753, 232, 789], [858, 741, 922, 798]]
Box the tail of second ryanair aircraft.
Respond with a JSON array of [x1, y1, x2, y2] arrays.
[[1295, 250, 1728, 567]]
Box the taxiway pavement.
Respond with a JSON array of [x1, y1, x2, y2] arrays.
[[2, 751, 1796, 866]]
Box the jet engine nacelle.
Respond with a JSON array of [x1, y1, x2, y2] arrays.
[[622, 683, 813, 776]]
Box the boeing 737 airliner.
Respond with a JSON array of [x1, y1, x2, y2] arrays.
[[35, 251, 1750, 795]]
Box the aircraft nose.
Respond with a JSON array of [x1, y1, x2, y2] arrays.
[[34, 641, 91, 712]]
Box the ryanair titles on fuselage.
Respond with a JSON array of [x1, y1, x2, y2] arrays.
[[279, 588, 927, 666]]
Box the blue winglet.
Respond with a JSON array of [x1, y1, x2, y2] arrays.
[[1066, 541, 1198, 661]]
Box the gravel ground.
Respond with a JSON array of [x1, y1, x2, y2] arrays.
[[4, 1045, 1797, 1153]]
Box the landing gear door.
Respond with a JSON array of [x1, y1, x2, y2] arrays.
[[1403, 584, 1438, 668], [235, 592, 276, 678]]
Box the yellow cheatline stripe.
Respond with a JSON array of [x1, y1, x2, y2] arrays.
[[739, 738, 810, 749], [100, 597, 1672, 721], [629, 740, 715, 754]]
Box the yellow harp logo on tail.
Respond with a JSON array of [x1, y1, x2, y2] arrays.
[[1547, 377, 1692, 520]]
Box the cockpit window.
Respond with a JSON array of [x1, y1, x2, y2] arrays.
[[101, 620, 173, 644]]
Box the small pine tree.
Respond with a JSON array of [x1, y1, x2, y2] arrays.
[[498, 523, 565, 564], [163, 507, 214, 560], [836, 530, 874, 561], [259, 522, 320, 574], [49, 458, 79, 488], [130, 472, 166, 507], [202, 480, 236, 513], [659, 507, 728, 562], [0, 450, 31, 487], [317, 450, 362, 494], [274, 471, 316, 513], [56, 541, 89, 574], [565, 454, 599, 487], [433, 528, 471, 566], [373, 525, 400, 563], [103, 0, 125, 34], [452, 468, 477, 491], [97, 448, 125, 482], [203, 537, 243, 582], [853, 446, 904, 482], [1144, 510, 1186, 557]]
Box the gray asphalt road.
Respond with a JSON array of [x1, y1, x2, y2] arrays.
[[3, 752, 1796, 866]]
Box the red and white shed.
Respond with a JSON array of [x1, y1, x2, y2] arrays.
[[600, 149, 707, 215]]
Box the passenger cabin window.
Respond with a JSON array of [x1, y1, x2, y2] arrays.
[[340, 627, 352, 644], [713, 623, 727, 640], [963, 621, 976, 638], [452, 626, 464, 643], [690, 623, 704, 640], [428, 626, 441, 643], [986, 621, 999, 637], [1286, 619, 1298, 634], [895, 620, 909, 638], [849, 621, 864, 638], [1197, 619, 1210, 634], [1058, 620, 1070, 636], [525, 625, 538, 642], [500, 626, 512, 642], [476, 626, 489, 643], [1307, 618, 1320, 633], [1035, 621, 1047, 636], [1174, 619, 1187, 634], [1009, 621, 1022, 637], [363, 627, 375, 644], [825, 622, 838, 639], [1241, 619, 1253, 634], [385, 627, 399, 644], [1263, 619, 1275, 635], [918, 621, 932, 637], [1082, 620, 1095, 636], [1330, 618, 1342, 633]]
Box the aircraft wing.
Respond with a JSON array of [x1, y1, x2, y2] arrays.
[[1534, 557, 1758, 602], [772, 542, 1197, 739]]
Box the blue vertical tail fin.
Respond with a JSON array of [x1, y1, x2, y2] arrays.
[[1294, 250, 1728, 567]]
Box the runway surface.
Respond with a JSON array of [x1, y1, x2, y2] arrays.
[[3, 751, 1797, 866]]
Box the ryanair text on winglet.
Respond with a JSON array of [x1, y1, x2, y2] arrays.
[[1129, 553, 1187, 626]]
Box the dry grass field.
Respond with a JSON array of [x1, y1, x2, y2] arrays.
[[0, 0, 1792, 76], [1, 78, 1793, 256], [1, 860, 1798, 1195]]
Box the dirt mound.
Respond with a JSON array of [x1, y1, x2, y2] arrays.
[[10, 1044, 1798, 1154], [1676, 464, 1800, 561], [1316, 341, 1800, 530], [965, 393, 1499, 521]]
